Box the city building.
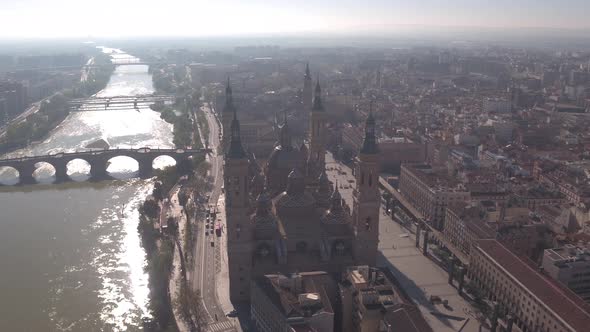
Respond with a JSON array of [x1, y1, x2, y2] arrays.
[[483, 97, 511, 113], [251, 271, 338, 332], [399, 164, 470, 230], [542, 245, 590, 303], [469, 239, 590, 332], [512, 186, 566, 211], [0, 80, 28, 119], [443, 203, 495, 259], [224, 78, 381, 302], [340, 266, 432, 332]]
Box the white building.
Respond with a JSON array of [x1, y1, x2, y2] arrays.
[[542, 244, 590, 303]]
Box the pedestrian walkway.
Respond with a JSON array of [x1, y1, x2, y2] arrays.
[[168, 187, 194, 332], [214, 193, 241, 332]]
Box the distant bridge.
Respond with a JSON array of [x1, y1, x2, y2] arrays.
[[110, 57, 167, 66], [68, 95, 176, 111], [0, 147, 211, 185]]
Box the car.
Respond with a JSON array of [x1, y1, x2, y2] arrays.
[[205, 231, 208, 236], [210, 241, 215, 247], [226, 310, 238, 317]]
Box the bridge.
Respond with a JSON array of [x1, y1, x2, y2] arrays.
[[0, 147, 211, 185], [110, 57, 167, 66], [68, 95, 176, 111]]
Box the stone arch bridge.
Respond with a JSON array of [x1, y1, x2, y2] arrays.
[[0, 147, 211, 185]]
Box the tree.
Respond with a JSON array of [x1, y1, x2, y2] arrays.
[[153, 182, 164, 201], [142, 199, 160, 219], [178, 190, 189, 207]]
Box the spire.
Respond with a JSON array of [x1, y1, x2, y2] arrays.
[[312, 77, 324, 112], [226, 76, 232, 96], [223, 77, 235, 113], [360, 102, 379, 154], [279, 113, 292, 149], [330, 181, 343, 211], [227, 99, 246, 159], [305, 62, 311, 80]]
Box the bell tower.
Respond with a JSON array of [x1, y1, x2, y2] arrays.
[[302, 63, 312, 110], [222, 77, 236, 151], [352, 108, 380, 266], [224, 104, 253, 302], [308, 79, 327, 180]]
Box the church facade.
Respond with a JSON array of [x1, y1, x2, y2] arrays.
[[223, 72, 381, 303]]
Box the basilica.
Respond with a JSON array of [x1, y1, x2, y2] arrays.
[[222, 69, 381, 302]]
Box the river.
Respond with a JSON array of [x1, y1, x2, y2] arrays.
[[0, 48, 175, 331]]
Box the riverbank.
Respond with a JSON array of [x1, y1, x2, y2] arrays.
[[0, 53, 115, 156], [137, 159, 210, 331], [0, 47, 173, 331], [150, 63, 203, 150]]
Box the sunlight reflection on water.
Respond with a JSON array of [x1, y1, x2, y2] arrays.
[[0, 48, 175, 331]]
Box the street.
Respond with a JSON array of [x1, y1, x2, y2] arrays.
[[190, 103, 236, 332]]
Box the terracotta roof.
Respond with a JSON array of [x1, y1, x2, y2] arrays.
[[254, 272, 337, 318], [476, 239, 590, 331]]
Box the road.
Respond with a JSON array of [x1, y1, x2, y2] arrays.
[[190, 103, 235, 332], [324, 153, 484, 332], [0, 97, 47, 139]]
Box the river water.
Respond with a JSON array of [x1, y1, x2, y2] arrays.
[[0, 48, 175, 331]]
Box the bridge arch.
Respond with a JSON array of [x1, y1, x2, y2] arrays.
[[152, 155, 177, 170], [32, 161, 57, 184], [66, 158, 92, 181], [0, 166, 20, 185], [106, 155, 139, 180]]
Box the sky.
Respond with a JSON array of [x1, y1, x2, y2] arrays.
[[1, 0, 590, 38]]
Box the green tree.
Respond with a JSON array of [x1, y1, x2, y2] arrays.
[[142, 199, 160, 219]]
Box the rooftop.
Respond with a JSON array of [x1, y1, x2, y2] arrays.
[[403, 164, 467, 192], [254, 271, 337, 319]]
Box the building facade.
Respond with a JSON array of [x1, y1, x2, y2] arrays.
[[251, 271, 337, 332], [340, 266, 432, 332], [468, 239, 590, 332], [399, 164, 470, 230], [542, 245, 590, 303], [443, 204, 495, 259]]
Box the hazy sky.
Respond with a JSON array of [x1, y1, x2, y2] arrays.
[[1, 0, 590, 38]]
